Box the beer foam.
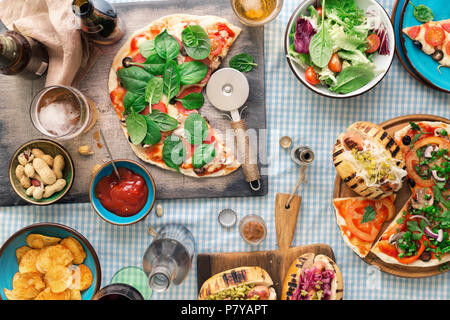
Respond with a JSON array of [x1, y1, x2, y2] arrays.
[[38, 101, 80, 137]]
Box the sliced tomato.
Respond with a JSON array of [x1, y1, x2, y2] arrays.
[[305, 67, 320, 85], [183, 56, 212, 84], [139, 105, 150, 115], [215, 23, 235, 38], [405, 26, 420, 39], [151, 102, 168, 114], [132, 52, 147, 63], [209, 35, 226, 56], [446, 41, 450, 56], [203, 127, 216, 145], [344, 199, 388, 242], [425, 26, 445, 46], [442, 22, 450, 33], [396, 236, 426, 264], [378, 197, 396, 221], [377, 241, 399, 258], [366, 34, 381, 53], [175, 86, 203, 115], [328, 53, 342, 73]]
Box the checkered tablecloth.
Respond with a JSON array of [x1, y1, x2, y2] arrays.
[[0, 0, 448, 300]]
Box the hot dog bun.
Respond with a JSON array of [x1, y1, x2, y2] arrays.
[[198, 266, 276, 300], [281, 253, 343, 300], [333, 121, 407, 199]]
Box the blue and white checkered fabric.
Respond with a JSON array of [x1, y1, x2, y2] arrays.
[[0, 0, 448, 300]]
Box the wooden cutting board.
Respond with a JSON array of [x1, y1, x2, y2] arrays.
[[0, 0, 268, 206], [333, 114, 449, 278], [197, 193, 340, 299]]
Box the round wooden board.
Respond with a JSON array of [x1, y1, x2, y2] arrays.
[[333, 114, 450, 278]]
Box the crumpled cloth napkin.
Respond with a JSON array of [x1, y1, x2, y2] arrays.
[[0, 0, 102, 86]]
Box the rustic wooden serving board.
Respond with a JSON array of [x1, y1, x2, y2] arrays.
[[0, 0, 268, 206], [333, 114, 449, 278], [197, 194, 340, 299]]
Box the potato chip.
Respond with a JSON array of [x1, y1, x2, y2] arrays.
[[12, 272, 45, 299], [44, 265, 72, 293], [34, 288, 71, 300], [70, 289, 82, 300], [3, 288, 26, 300], [35, 244, 73, 273], [26, 234, 61, 249], [69, 264, 93, 291], [60, 237, 86, 264], [18, 249, 40, 274], [16, 246, 31, 264]]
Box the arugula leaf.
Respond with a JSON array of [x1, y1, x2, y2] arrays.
[[361, 205, 376, 224]]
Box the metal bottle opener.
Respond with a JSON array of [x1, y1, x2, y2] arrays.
[[206, 68, 261, 191]]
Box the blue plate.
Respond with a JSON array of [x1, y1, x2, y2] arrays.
[[89, 160, 156, 226], [400, 0, 450, 93], [0, 223, 101, 300]]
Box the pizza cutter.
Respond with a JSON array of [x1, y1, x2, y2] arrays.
[[206, 68, 261, 191]]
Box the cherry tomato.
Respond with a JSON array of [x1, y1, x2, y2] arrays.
[[328, 53, 342, 73], [366, 34, 381, 53], [316, 6, 323, 16], [209, 35, 226, 56], [425, 26, 445, 47], [406, 26, 420, 39], [305, 67, 320, 85]]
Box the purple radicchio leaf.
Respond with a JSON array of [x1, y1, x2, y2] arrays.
[[294, 17, 317, 54], [376, 28, 390, 55]]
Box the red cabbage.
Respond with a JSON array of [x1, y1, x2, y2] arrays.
[[294, 17, 317, 54], [375, 28, 390, 55], [291, 267, 335, 300]]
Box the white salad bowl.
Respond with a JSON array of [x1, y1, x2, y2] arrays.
[[285, 0, 395, 99]]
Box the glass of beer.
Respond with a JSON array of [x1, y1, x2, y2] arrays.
[[30, 86, 98, 140], [231, 0, 284, 26]]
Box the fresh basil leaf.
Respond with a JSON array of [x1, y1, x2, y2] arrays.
[[361, 205, 376, 224], [407, 220, 421, 233], [145, 77, 163, 105], [177, 92, 205, 110], [184, 113, 209, 145], [139, 39, 156, 58], [162, 135, 186, 172], [192, 143, 216, 169], [148, 111, 179, 132], [155, 29, 180, 61], [330, 64, 375, 94], [142, 117, 161, 145], [411, 3, 434, 23], [409, 122, 421, 131], [126, 110, 148, 145], [178, 61, 208, 85], [123, 91, 147, 115], [163, 60, 181, 100], [117, 66, 153, 94], [229, 53, 258, 73], [308, 23, 333, 68], [182, 25, 211, 60]]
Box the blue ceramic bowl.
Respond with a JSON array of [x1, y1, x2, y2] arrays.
[[0, 223, 101, 300], [89, 160, 156, 226]]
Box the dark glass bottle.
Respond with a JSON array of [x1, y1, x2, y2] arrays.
[[72, 0, 124, 45], [0, 31, 49, 78]]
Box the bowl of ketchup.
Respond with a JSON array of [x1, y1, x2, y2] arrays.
[[89, 160, 156, 226]]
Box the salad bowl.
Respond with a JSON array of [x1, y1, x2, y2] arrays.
[[285, 0, 395, 98]]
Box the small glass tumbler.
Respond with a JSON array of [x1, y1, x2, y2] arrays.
[[92, 283, 144, 300], [231, 0, 284, 26], [30, 85, 98, 140], [239, 214, 267, 245]]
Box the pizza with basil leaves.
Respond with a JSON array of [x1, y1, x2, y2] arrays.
[[108, 14, 241, 177]]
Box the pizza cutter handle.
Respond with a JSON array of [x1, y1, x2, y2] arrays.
[[230, 119, 261, 191]]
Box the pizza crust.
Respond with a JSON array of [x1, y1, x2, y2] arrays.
[[108, 14, 242, 178]]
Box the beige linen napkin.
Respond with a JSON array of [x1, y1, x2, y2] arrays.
[[0, 0, 102, 87]]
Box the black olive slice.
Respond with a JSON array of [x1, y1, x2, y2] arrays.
[[419, 251, 431, 262], [407, 178, 416, 188], [431, 50, 444, 62], [402, 135, 411, 145], [412, 40, 422, 49], [122, 57, 133, 68]]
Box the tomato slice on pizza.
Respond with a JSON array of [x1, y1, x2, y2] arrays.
[[108, 14, 243, 178], [403, 19, 450, 67], [332, 196, 396, 258]]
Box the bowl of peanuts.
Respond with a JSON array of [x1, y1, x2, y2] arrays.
[[8, 139, 74, 205]]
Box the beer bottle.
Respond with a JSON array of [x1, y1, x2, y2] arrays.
[[72, 0, 124, 45], [0, 31, 49, 78]]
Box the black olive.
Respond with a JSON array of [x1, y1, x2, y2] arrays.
[[180, 47, 187, 57], [431, 50, 444, 62], [128, 136, 132, 143], [194, 167, 206, 175], [169, 97, 177, 105], [402, 135, 411, 145], [420, 251, 432, 262], [122, 57, 133, 68], [407, 178, 416, 188], [412, 40, 422, 49]]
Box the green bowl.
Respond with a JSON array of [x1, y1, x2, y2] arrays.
[[8, 139, 74, 206]]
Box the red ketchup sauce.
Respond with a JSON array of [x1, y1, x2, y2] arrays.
[[95, 167, 148, 217]]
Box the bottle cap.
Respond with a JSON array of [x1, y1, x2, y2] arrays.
[[218, 209, 238, 228]]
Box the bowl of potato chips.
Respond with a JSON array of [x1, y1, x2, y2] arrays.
[[0, 223, 101, 300]]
